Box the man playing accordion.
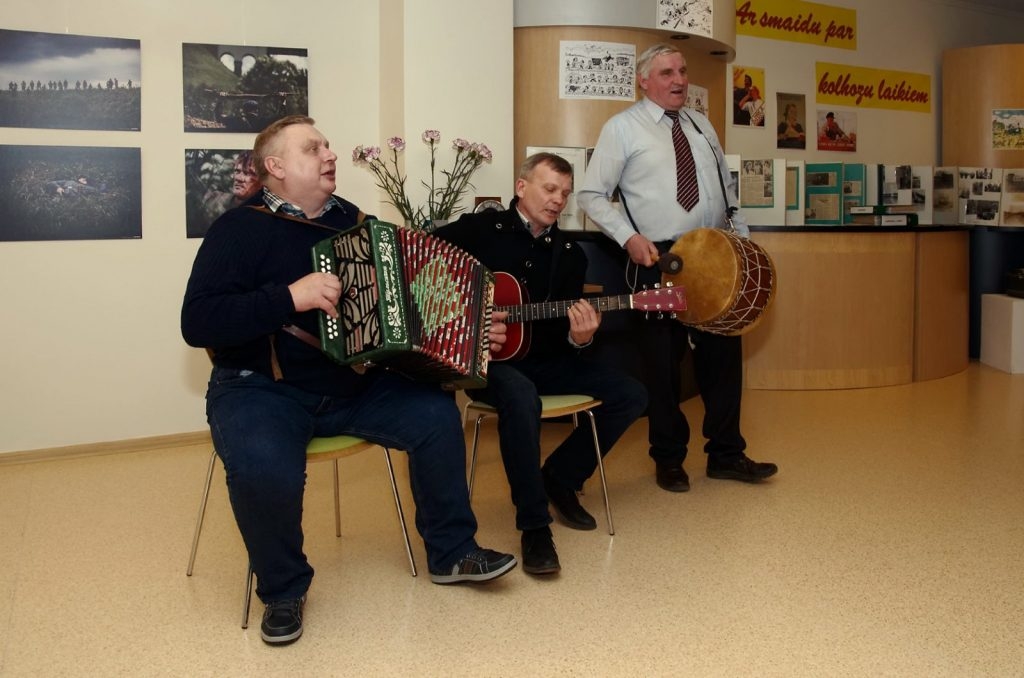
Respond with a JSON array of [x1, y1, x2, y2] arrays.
[[182, 115, 516, 646]]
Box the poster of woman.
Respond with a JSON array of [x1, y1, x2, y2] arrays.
[[776, 93, 806, 149]]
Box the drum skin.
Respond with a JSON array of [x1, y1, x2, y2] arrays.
[[662, 228, 776, 336]]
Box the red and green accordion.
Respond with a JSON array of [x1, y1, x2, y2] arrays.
[[312, 220, 494, 389]]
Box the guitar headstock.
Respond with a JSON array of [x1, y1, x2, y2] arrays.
[[632, 285, 687, 312]]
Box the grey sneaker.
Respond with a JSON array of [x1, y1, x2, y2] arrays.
[[429, 548, 517, 584]]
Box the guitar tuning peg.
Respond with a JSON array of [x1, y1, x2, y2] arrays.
[[664, 281, 674, 288]]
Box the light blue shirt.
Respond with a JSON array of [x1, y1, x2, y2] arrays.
[[578, 97, 748, 247]]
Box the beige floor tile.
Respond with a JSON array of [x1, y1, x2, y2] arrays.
[[0, 363, 1021, 677]]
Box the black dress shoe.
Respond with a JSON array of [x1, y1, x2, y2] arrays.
[[542, 468, 597, 531], [706, 454, 778, 483], [655, 462, 690, 492], [522, 526, 561, 575]]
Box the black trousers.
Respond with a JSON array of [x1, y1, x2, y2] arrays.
[[632, 256, 747, 466]]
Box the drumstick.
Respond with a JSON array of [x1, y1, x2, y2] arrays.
[[652, 252, 683, 274]]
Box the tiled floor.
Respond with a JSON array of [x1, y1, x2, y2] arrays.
[[1, 363, 1022, 676]]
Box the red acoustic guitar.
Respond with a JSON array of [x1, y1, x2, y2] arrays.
[[491, 270, 687, 362]]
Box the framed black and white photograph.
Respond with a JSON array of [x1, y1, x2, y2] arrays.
[[184, 148, 262, 238], [182, 42, 308, 132], [0, 144, 141, 241], [0, 29, 141, 131]]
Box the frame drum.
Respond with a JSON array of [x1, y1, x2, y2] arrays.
[[661, 228, 776, 336]]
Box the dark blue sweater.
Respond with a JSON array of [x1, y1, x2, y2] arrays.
[[181, 196, 370, 397]]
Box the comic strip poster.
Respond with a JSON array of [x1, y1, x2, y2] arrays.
[[559, 41, 635, 102], [687, 83, 709, 117], [657, 0, 713, 38]]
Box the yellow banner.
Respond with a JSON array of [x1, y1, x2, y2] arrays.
[[736, 0, 856, 50], [816, 62, 931, 113]]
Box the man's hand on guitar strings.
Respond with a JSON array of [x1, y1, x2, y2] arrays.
[[568, 299, 600, 346]]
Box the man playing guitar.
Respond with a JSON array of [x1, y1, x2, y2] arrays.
[[434, 153, 649, 576]]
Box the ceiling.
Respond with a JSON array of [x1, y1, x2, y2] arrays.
[[942, 0, 1024, 15]]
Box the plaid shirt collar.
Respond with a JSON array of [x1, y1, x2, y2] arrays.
[[261, 188, 341, 219]]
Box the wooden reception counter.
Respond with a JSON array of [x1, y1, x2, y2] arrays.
[[743, 226, 969, 390]]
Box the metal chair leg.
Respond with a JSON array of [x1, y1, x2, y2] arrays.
[[383, 448, 417, 577], [186, 449, 218, 576], [242, 564, 254, 629], [332, 459, 341, 538], [583, 409, 614, 535], [468, 413, 487, 500], [570, 413, 585, 496]]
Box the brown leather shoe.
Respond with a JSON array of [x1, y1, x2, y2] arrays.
[[655, 462, 690, 492], [706, 455, 778, 482]]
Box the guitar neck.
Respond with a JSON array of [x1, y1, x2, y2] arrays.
[[498, 295, 634, 323]]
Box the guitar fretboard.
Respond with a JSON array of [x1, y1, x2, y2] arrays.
[[497, 295, 634, 323]]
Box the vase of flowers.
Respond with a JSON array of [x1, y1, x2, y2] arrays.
[[352, 130, 492, 231]]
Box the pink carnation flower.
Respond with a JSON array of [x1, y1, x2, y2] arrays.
[[472, 143, 493, 161]]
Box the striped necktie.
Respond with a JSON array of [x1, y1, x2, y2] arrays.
[[664, 110, 700, 211]]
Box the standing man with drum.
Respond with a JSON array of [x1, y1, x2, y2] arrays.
[[578, 43, 778, 493]]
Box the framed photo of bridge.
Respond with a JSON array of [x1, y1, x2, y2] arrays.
[[182, 42, 308, 133]]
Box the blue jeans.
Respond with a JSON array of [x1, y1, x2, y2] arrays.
[[206, 367, 478, 602], [468, 355, 647, 530]]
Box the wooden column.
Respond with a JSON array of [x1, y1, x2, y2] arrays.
[[513, 27, 727, 173]]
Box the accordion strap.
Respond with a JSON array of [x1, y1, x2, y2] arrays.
[[281, 323, 321, 349], [246, 204, 369, 232]]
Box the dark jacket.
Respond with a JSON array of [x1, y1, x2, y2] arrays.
[[433, 200, 588, 360], [181, 195, 371, 397]]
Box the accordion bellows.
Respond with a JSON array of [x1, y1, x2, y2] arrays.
[[312, 220, 494, 389]]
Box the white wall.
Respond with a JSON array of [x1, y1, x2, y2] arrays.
[[725, 0, 1024, 164], [0, 0, 1016, 454], [0, 0, 512, 454]]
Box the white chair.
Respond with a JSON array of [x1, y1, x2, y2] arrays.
[[465, 394, 614, 535], [186, 435, 416, 628]]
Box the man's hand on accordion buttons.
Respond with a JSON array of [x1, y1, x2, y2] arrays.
[[289, 272, 342, 319], [488, 310, 508, 355]]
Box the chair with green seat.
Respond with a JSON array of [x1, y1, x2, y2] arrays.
[[464, 394, 614, 535], [186, 435, 417, 629]]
